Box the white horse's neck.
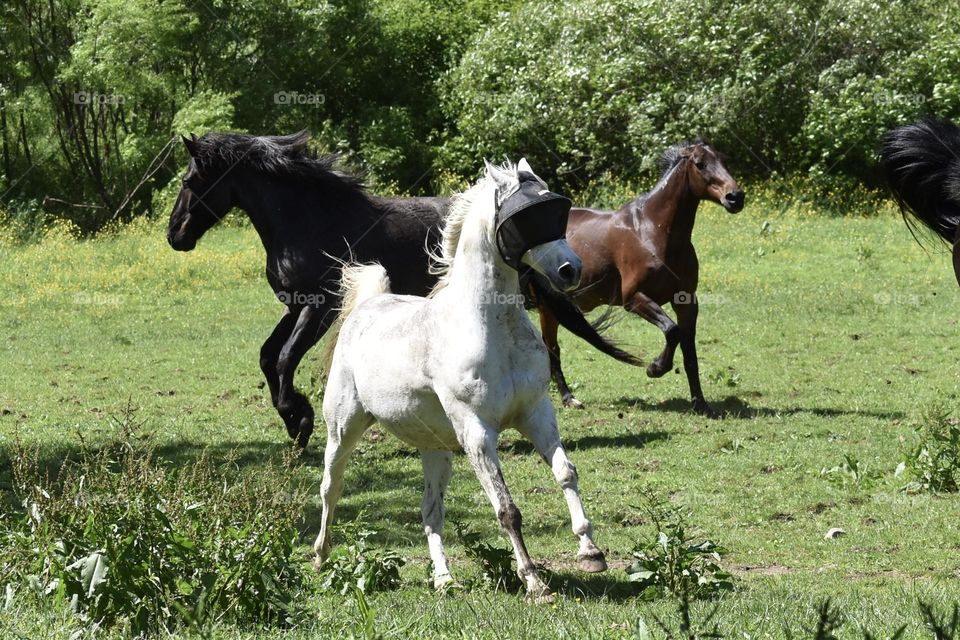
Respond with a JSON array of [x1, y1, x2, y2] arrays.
[[436, 202, 525, 329]]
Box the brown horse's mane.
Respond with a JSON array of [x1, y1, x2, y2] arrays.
[[657, 138, 725, 175]]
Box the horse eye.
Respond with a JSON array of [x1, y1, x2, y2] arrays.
[[695, 160, 707, 170]]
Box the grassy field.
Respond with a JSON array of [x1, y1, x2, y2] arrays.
[[1, 194, 960, 638]]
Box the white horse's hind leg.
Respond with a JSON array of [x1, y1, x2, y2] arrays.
[[420, 449, 454, 590], [517, 396, 607, 573], [313, 372, 373, 566], [454, 412, 552, 602]]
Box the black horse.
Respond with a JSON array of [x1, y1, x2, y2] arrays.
[[880, 117, 960, 286], [167, 131, 634, 447]]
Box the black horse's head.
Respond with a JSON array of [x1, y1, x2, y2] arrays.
[[167, 135, 234, 251]]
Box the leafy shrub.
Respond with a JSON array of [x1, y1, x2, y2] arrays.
[[899, 406, 960, 493], [316, 516, 405, 595], [441, 0, 960, 195], [452, 520, 523, 592], [626, 492, 733, 600], [820, 454, 880, 488], [0, 422, 309, 635]]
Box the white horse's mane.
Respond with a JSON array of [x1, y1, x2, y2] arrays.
[[428, 160, 519, 295]]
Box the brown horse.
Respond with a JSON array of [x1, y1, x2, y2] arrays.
[[534, 142, 744, 416]]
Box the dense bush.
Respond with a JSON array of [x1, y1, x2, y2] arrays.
[[441, 0, 960, 194], [2, 0, 960, 233], [0, 424, 309, 634], [0, 0, 512, 232]]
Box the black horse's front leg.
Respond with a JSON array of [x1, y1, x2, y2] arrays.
[[276, 304, 334, 447]]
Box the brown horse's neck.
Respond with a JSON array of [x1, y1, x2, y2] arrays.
[[630, 161, 701, 251]]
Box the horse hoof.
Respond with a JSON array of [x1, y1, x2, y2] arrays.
[[295, 425, 313, 449], [527, 589, 555, 605], [646, 362, 669, 378], [563, 396, 585, 409], [692, 400, 720, 419], [577, 551, 608, 573], [434, 574, 459, 592]]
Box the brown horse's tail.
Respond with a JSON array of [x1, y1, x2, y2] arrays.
[[880, 117, 960, 245], [528, 275, 643, 367], [321, 263, 391, 373]]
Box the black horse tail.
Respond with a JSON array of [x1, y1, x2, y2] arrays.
[[880, 117, 960, 245], [528, 275, 643, 367]]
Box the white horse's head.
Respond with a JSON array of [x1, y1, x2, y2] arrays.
[[483, 158, 582, 292]]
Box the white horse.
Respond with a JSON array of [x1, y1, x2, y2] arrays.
[[313, 159, 607, 602]]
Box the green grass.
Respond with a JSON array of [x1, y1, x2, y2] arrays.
[[1, 195, 960, 638]]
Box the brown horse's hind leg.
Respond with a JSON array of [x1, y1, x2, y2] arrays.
[[538, 304, 583, 408], [672, 298, 719, 418], [625, 292, 680, 378]]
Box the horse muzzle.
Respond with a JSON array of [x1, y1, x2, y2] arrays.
[[722, 189, 745, 213], [167, 226, 197, 251], [521, 240, 582, 293]]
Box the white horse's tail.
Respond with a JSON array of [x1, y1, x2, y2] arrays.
[[322, 263, 391, 373]]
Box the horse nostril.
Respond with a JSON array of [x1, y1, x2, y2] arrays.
[[557, 262, 577, 282], [725, 191, 745, 208]]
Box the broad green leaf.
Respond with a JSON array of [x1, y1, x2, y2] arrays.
[[81, 552, 109, 598]]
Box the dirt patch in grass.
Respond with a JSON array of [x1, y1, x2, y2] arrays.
[[731, 564, 792, 576]]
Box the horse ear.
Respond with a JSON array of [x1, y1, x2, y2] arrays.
[[516, 157, 546, 185], [182, 134, 198, 157]]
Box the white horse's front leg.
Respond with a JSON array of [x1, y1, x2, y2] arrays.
[[420, 449, 455, 590], [452, 409, 553, 602], [517, 396, 607, 573]]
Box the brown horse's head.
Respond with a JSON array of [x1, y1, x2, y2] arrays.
[[680, 143, 744, 213]]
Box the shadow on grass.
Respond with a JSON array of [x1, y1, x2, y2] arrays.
[[545, 570, 638, 603], [612, 395, 906, 421], [499, 431, 670, 456]]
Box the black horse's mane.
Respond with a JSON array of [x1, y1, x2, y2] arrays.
[[192, 130, 365, 192], [880, 116, 960, 244]]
